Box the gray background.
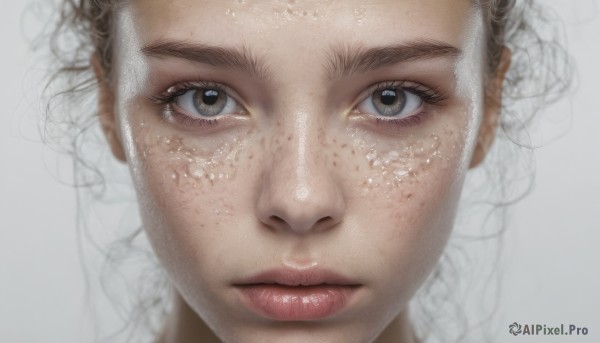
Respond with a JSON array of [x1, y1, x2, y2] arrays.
[[1, 1, 598, 342]]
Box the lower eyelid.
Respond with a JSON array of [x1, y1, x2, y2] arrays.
[[374, 110, 430, 128]]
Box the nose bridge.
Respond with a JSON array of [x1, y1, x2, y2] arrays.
[[256, 105, 345, 234], [289, 109, 317, 201]]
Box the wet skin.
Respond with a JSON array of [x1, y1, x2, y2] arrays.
[[95, 0, 509, 342]]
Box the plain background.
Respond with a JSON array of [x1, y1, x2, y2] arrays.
[[1, 1, 598, 342]]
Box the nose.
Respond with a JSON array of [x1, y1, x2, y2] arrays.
[[255, 112, 346, 234]]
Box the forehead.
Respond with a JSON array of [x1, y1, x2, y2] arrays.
[[125, 0, 475, 49]]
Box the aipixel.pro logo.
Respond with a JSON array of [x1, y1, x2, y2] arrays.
[[509, 322, 589, 336], [509, 322, 522, 336]]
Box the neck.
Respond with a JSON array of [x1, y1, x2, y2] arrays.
[[156, 292, 220, 343], [374, 311, 419, 343], [157, 292, 419, 343]]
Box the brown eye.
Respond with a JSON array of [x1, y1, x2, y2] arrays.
[[192, 89, 228, 117], [372, 89, 406, 117]]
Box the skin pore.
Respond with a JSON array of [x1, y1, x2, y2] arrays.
[[94, 0, 510, 342]]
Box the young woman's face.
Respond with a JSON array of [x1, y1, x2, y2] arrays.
[[104, 0, 489, 341]]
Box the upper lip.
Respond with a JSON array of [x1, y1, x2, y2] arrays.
[[233, 267, 361, 287]]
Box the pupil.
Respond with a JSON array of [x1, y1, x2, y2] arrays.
[[202, 90, 220, 105], [380, 89, 397, 105]]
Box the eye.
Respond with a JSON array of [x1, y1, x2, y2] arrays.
[[357, 86, 424, 119], [174, 87, 239, 117]]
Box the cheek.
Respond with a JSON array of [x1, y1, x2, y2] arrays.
[[337, 109, 472, 298], [121, 112, 256, 277]]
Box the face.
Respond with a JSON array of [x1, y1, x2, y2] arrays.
[[100, 0, 495, 341]]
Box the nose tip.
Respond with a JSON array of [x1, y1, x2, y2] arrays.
[[255, 139, 346, 234], [258, 185, 345, 234]]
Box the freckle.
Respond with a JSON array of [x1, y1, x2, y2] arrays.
[[276, 121, 282, 127], [333, 138, 337, 144], [333, 153, 338, 158], [355, 165, 359, 171], [333, 161, 337, 167], [248, 154, 254, 160], [406, 193, 413, 200], [287, 135, 292, 141], [352, 149, 356, 155], [341, 143, 347, 149]]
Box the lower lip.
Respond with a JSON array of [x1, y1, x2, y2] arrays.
[[236, 284, 358, 321]]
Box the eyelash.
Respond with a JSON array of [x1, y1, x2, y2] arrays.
[[150, 80, 447, 129]]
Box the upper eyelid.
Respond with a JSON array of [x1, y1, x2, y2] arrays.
[[360, 80, 418, 98], [154, 80, 248, 109], [354, 80, 434, 106], [172, 81, 234, 98]]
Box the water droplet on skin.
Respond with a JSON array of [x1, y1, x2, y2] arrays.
[[394, 170, 408, 178], [354, 8, 366, 25], [189, 162, 206, 178], [151, 131, 248, 191], [355, 131, 448, 195]]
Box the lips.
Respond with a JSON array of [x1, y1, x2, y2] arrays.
[[233, 268, 361, 321]]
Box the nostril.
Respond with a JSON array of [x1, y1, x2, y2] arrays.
[[266, 215, 336, 233], [270, 215, 287, 225], [316, 216, 332, 225]]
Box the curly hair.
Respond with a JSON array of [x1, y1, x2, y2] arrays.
[[42, 1, 572, 342]]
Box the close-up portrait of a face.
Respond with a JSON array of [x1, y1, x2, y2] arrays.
[[1, 1, 598, 342]]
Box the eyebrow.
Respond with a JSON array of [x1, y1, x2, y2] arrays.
[[141, 40, 271, 80], [140, 39, 460, 81], [326, 41, 461, 79]]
